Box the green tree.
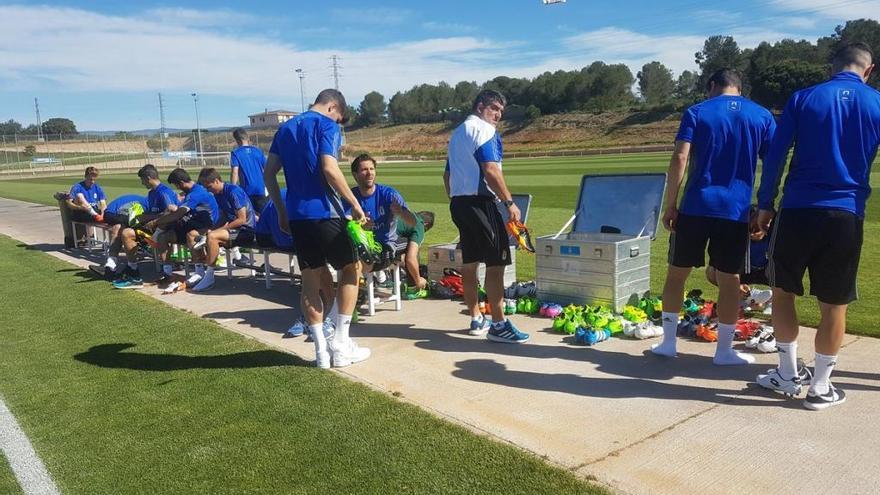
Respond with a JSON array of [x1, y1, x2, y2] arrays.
[[638, 61, 675, 105], [41, 118, 77, 136], [823, 19, 880, 88], [750, 60, 827, 110], [23, 124, 40, 135], [674, 70, 700, 102], [695, 35, 744, 90], [0, 119, 23, 135], [356, 91, 387, 126]]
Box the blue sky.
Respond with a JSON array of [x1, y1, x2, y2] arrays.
[[1, 0, 876, 131]]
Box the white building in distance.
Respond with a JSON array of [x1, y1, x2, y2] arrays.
[[248, 109, 298, 129]]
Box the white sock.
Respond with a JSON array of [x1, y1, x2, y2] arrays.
[[128, 261, 138, 270], [375, 270, 387, 284], [776, 341, 798, 380], [811, 353, 838, 394], [335, 314, 352, 343], [492, 318, 507, 329], [309, 324, 327, 354], [104, 256, 118, 270], [162, 264, 173, 276], [651, 312, 679, 357], [327, 300, 339, 323], [713, 323, 755, 365]]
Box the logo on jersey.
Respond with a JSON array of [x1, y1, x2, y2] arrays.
[[728, 100, 741, 112], [839, 89, 854, 102]]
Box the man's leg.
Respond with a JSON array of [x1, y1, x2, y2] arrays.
[[321, 266, 337, 323], [485, 265, 505, 324], [713, 270, 755, 365], [301, 267, 330, 367], [461, 262, 481, 320], [334, 261, 359, 341], [190, 230, 229, 291], [404, 241, 426, 289], [805, 302, 848, 408], [652, 265, 690, 357]]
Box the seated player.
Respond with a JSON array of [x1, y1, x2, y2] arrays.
[[111, 164, 180, 288], [67, 166, 106, 225], [90, 194, 146, 276], [144, 168, 220, 285], [189, 168, 256, 292], [396, 210, 435, 290], [346, 153, 418, 278]]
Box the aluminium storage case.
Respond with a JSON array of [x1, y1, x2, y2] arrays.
[[427, 194, 531, 287], [536, 174, 666, 312]]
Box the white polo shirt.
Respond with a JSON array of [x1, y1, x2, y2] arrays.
[[447, 114, 503, 198]]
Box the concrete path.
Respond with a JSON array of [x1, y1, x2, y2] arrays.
[[1, 196, 879, 495]]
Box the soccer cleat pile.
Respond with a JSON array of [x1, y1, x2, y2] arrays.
[[503, 281, 537, 299], [551, 304, 624, 346], [620, 304, 663, 339], [539, 303, 563, 318], [745, 325, 777, 353]]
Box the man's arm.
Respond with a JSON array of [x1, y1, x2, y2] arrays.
[[230, 166, 240, 186], [263, 152, 288, 233], [391, 202, 417, 228], [153, 206, 187, 228], [443, 160, 451, 198], [98, 199, 107, 215], [481, 161, 520, 222], [224, 207, 248, 230], [321, 154, 364, 221], [756, 98, 797, 222], [661, 140, 691, 232]]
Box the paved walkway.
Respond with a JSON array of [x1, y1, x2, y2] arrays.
[[1, 196, 879, 495]]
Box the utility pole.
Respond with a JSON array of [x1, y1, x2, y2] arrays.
[[294, 68, 305, 113], [191, 92, 203, 156], [34, 97, 44, 141], [158, 92, 167, 152], [330, 55, 342, 90]]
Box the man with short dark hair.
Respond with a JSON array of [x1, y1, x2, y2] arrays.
[[651, 68, 776, 365], [189, 168, 256, 292], [347, 153, 418, 275], [144, 168, 220, 285], [111, 164, 179, 289], [755, 43, 880, 410], [230, 128, 268, 213], [444, 89, 529, 343], [264, 88, 370, 368]]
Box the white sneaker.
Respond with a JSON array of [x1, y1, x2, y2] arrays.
[[374, 270, 388, 284], [186, 272, 203, 286], [747, 288, 773, 307], [104, 257, 118, 271], [329, 338, 371, 367], [757, 368, 803, 396], [231, 246, 243, 261], [192, 235, 207, 250], [315, 350, 331, 369]]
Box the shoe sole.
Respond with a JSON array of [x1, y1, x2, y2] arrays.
[[757, 381, 802, 397], [486, 334, 530, 344], [803, 395, 846, 411], [113, 284, 143, 290], [331, 354, 370, 367], [468, 328, 489, 336]]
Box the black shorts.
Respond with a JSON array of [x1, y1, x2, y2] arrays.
[[450, 196, 511, 267], [289, 218, 355, 270], [174, 210, 213, 241], [70, 210, 97, 223], [668, 213, 748, 274], [250, 195, 268, 215], [740, 266, 769, 286], [368, 243, 405, 272], [102, 211, 129, 226], [227, 226, 255, 247], [768, 208, 863, 305], [256, 232, 275, 249]]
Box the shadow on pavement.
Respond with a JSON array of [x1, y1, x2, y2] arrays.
[[74, 343, 307, 371]]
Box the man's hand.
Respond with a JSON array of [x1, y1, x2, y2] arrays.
[[662, 206, 678, 232], [389, 201, 403, 216], [145, 219, 158, 231], [350, 203, 366, 223], [507, 203, 521, 223], [753, 209, 775, 235]]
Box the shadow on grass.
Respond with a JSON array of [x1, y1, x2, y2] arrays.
[[74, 343, 308, 371]]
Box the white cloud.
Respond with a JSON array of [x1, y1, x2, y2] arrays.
[[783, 16, 820, 30], [142, 7, 261, 28], [770, 0, 880, 18], [330, 7, 412, 25], [422, 21, 477, 33]]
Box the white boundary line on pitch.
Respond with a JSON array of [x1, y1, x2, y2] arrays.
[[0, 396, 61, 495]]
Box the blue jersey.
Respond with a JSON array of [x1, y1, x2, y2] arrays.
[[230, 145, 267, 197], [105, 194, 147, 214], [269, 111, 344, 220], [758, 71, 880, 218], [255, 191, 294, 250], [214, 183, 255, 228], [147, 183, 179, 214], [347, 184, 406, 245], [69, 181, 105, 209], [676, 95, 776, 223], [447, 115, 503, 198], [181, 183, 221, 224]]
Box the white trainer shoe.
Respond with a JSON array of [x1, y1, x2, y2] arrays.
[[315, 350, 331, 369], [330, 338, 371, 367], [757, 368, 803, 396]]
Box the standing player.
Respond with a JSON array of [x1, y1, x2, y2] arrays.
[[755, 43, 880, 410], [230, 128, 268, 213], [651, 68, 775, 365], [444, 89, 529, 343], [264, 89, 370, 368]]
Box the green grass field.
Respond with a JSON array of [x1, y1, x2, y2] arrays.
[[0, 234, 603, 495], [0, 153, 877, 335], [0, 151, 143, 170]]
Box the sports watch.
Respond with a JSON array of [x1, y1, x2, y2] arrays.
[[502, 199, 514, 207]]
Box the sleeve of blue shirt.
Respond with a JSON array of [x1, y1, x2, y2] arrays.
[[675, 107, 697, 143], [231, 186, 248, 213], [474, 134, 503, 163], [230, 150, 240, 169], [69, 183, 82, 198], [758, 113, 777, 160], [269, 128, 283, 156], [160, 188, 178, 211], [318, 120, 341, 158], [96, 184, 106, 201], [757, 96, 798, 211]]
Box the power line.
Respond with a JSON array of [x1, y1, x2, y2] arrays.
[[33, 97, 43, 141], [330, 55, 343, 90], [158, 92, 167, 151]]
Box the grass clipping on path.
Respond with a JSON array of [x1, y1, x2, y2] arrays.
[[0, 235, 604, 495]]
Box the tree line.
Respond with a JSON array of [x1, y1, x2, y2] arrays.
[[350, 18, 880, 127]]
